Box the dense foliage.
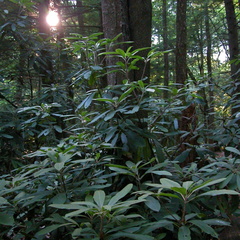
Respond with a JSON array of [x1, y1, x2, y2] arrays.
[[0, 0, 239, 240]]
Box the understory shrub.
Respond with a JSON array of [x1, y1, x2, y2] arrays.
[[0, 35, 239, 239]]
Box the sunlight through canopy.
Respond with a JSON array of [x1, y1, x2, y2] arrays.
[[46, 11, 59, 27]]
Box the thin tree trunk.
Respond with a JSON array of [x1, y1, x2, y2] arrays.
[[163, 0, 169, 99], [205, 3, 215, 129], [224, 0, 240, 116]]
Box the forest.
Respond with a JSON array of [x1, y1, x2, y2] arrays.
[[0, 0, 239, 239]]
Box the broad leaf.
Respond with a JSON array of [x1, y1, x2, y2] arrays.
[[111, 232, 154, 240], [190, 178, 226, 193], [108, 184, 133, 206], [36, 223, 71, 236], [93, 190, 105, 208], [160, 178, 181, 189], [225, 147, 240, 155], [144, 196, 161, 212], [178, 226, 191, 240], [199, 189, 239, 197], [0, 213, 14, 226], [190, 220, 218, 238]]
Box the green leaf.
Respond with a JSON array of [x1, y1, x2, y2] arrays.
[[93, 190, 105, 208], [65, 208, 90, 218], [0, 196, 10, 205], [190, 178, 226, 193], [0, 213, 14, 226], [174, 149, 191, 163], [237, 175, 240, 191], [11, 23, 16, 31], [104, 110, 116, 121], [90, 65, 103, 71], [54, 162, 65, 171], [95, 98, 115, 103], [171, 187, 187, 196], [138, 80, 145, 88], [157, 192, 182, 200], [33, 167, 54, 177], [115, 48, 126, 57], [151, 171, 172, 176], [50, 204, 86, 210], [125, 105, 140, 114], [145, 196, 161, 212], [178, 226, 191, 240], [153, 140, 165, 162], [108, 184, 133, 206], [36, 224, 71, 236], [1, 134, 14, 139], [111, 232, 154, 240], [219, 173, 234, 188], [190, 220, 218, 238], [160, 178, 181, 189], [199, 189, 239, 197], [119, 87, 135, 102], [183, 181, 194, 191], [225, 147, 240, 155], [203, 219, 230, 226], [54, 125, 62, 133], [51, 193, 67, 204]]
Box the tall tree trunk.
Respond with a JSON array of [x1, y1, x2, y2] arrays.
[[101, 0, 152, 85], [205, 3, 215, 129], [101, 0, 129, 85], [176, 0, 198, 165], [128, 0, 152, 82], [224, 0, 240, 116], [175, 0, 187, 88], [163, 0, 169, 99]]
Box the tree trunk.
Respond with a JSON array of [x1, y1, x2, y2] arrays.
[[205, 3, 215, 129], [101, 0, 152, 85], [163, 0, 169, 99], [224, 0, 240, 116], [101, 0, 129, 85], [128, 0, 152, 82], [175, 0, 187, 87], [176, 0, 198, 165]]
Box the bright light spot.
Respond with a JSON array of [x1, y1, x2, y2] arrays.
[[46, 11, 59, 27], [213, 46, 228, 63]]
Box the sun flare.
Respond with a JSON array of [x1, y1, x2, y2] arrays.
[[46, 11, 59, 27]]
